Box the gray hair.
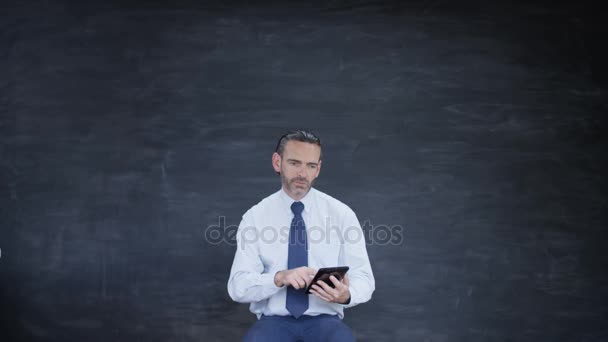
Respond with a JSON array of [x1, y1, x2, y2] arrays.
[[275, 129, 322, 160]]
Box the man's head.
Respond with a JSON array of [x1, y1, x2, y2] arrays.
[[272, 130, 322, 200]]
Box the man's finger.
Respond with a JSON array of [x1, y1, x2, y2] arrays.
[[311, 286, 332, 302], [292, 276, 304, 288], [299, 268, 315, 278], [317, 279, 337, 295], [329, 275, 344, 289]]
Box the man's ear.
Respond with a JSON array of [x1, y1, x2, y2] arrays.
[[272, 152, 281, 173]]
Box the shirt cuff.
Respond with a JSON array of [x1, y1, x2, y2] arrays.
[[339, 287, 357, 308], [259, 272, 282, 288]]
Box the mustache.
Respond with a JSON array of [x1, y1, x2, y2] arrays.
[[291, 178, 308, 183]]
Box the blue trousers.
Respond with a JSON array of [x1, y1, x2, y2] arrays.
[[243, 314, 356, 342]]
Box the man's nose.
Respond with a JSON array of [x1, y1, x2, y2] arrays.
[[297, 166, 307, 178]]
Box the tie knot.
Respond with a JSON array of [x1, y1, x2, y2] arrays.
[[291, 201, 304, 215]]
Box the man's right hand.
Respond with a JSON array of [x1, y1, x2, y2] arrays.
[[274, 267, 317, 289]]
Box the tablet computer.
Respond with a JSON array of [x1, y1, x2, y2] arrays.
[[305, 266, 349, 294]]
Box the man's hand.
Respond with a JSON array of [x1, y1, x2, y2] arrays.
[[309, 274, 351, 304], [274, 267, 317, 289]]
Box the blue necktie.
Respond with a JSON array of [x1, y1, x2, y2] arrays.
[[286, 201, 308, 318]]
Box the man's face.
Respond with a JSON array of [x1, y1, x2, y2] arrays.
[[272, 141, 322, 200]]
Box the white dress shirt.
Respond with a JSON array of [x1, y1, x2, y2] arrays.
[[227, 187, 375, 320]]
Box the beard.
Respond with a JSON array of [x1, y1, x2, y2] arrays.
[[281, 172, 315, 195]]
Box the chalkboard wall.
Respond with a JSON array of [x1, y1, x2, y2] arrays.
[[1, 1, 606, 341]]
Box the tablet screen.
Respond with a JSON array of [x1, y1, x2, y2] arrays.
[[305, 266, 349, 294]]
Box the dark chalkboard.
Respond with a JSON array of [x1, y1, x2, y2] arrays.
[[1, 0, 607, 341]]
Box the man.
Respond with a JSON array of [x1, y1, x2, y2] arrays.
[[227, 129, 375, 342]]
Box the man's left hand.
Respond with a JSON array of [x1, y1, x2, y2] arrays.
[[309, 274, 351, 304]]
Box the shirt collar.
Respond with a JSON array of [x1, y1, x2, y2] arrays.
[[279, 186, 315, 215]]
